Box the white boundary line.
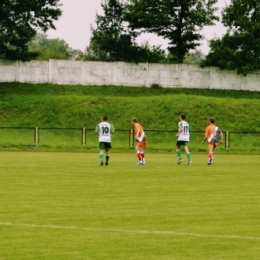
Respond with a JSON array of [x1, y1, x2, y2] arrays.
[[0, 222, 260, 241]]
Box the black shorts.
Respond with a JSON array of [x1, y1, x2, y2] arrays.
[[176, 140, 189, 147], [99, 142, 112, 150]]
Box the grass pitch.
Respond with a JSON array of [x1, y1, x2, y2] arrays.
[[0, 152, 260, 259]]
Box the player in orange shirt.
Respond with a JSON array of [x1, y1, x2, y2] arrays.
[[202, 117, 224, 165], [132, 118, 147, 165]]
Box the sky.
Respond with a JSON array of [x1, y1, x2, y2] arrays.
[[47, 0, 231, 54]]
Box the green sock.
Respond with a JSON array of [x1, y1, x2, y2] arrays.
[[106, 155, 109, 163], [176, 150, 182, 159], [99, 154, 104, 161], [187, 153, 191, 161]]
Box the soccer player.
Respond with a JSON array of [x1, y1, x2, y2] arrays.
[[176, 113, 192, 165], [95, 115, 115, 166], [202, 117, 224, 165], [132, 118, 147, 165]]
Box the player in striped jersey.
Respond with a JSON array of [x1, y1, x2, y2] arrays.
[[202, 117, 223, 165]]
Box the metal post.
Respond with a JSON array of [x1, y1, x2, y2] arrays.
[[34, 127, 39, 144], [225, 131, 229, 149], [82, 127, 86, 145]]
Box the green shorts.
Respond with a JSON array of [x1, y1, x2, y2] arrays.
[[99, 142, 112, 150], [176, 140, 189, 147]]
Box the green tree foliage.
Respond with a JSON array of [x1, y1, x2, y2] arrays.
[[137, 41, 168, 63], [28, 33, 71, 60], [82, 36, 116, 61], [185, 50, 205, 64], [83, 36, 168, 63], [83, 0, 169, 63], [124, 0, 219, 63], [201, 0, 260, 75], [89, 0, 140, 62], [0, 0, 61, 61]]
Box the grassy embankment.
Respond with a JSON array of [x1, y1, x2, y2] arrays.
[[0, 82, 260, 153]]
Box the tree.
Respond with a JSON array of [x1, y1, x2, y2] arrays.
[[28, 33, 71, 60], [83, 36, 168, 63], [137, 41, 168, 63], [124, 0, 219, 63], [201, 0, 260, 75], [185, 50, 205, 64], [81, 36, 113, 61], [0, 0, 61, 60], [90, 0, 140, 62], [86, 0, 174, 63]]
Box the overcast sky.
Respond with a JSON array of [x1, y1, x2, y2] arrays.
[[47, 0, 231, 54]]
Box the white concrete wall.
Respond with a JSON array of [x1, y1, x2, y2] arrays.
[[17, 61, 49, 83], [0, 59, 260, 91], [179, 64, 211, 89], [0, 60, 17, 82]]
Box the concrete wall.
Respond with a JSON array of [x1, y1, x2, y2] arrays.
[[1, 59, 260, 91]]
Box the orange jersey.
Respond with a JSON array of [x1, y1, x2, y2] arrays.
[[205, 124, 221, 143], [134, 123, 146, 142], [205, 124, 215, 138]]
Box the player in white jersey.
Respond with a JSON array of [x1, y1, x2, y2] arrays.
[[95, 116, 115, 166], [175, 114, 192, 165]]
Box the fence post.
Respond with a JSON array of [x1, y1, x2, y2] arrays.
[[34, 127, 39, 144], [225, 131, 229, 148], [82, 127, 86, 145]]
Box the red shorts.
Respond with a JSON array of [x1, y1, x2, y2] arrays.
[[137, 141, 147, 149], [208, 142, 217, 149]]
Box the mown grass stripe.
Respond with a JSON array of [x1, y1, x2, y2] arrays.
[[1, 222, 259, 241]]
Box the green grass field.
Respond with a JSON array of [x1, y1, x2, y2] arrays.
[[1, 151, 260, 259]]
